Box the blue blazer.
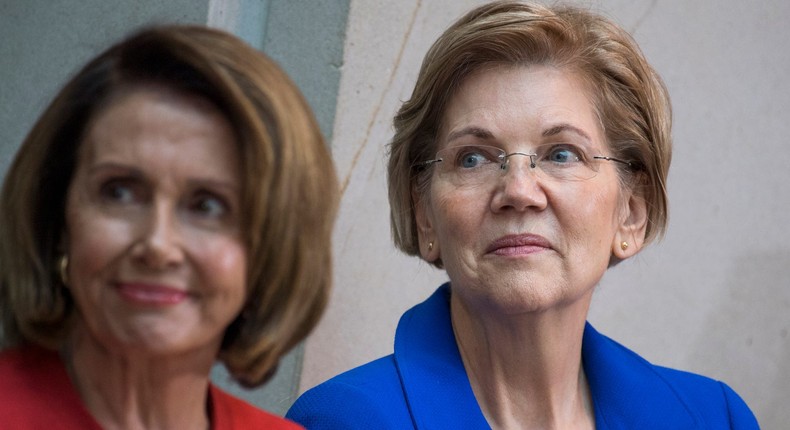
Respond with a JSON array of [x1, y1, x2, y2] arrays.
[[288, 284, 759, 429]]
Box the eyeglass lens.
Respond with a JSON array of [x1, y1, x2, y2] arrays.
[[432, 144, 602, 186]]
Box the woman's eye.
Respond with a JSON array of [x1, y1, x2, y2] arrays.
[[544, 145, 583, 164], [190, 193, 229, 219], [99, 180, 136, 204], [459, 152, 486, 168], [455, 146, 498, 169]]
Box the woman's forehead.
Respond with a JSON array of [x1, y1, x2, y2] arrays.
[[437, 65, 603, 149]]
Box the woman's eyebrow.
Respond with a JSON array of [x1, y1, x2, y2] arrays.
[[445, 126, 495, 143], [542, 123, 592, 142]]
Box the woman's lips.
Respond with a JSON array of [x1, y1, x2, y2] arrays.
[[486, 234, 552, 256], [116, 283, 188, 306]]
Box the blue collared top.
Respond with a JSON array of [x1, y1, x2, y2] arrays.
[[287, 284, 759, 429]]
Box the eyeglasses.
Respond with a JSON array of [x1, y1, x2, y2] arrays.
[[418, 144, 633, 187]]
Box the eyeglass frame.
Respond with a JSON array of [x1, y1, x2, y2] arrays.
[[414, 145, 636, 182]]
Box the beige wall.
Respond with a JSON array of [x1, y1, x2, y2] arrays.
[[302, 1, 790, 428]]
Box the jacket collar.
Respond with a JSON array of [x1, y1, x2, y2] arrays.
[[394, 284, 701, 429], [394, 284, 490, 429], [582, 324, 701, 429]]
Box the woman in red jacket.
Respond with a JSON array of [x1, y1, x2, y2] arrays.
[[0, 25, 338, 429]]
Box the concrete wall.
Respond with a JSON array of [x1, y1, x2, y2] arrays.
[[0, 0, 209, 176], [303, 1, 789, 428]]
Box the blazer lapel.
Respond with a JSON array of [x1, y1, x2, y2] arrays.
[[583, 323, 702, 429], [394, 284, 491, 429]]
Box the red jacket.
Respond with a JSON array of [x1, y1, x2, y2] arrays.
[[0, 345, 301, 429]]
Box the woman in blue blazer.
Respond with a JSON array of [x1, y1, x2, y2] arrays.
[[288, 1, 759, 428]]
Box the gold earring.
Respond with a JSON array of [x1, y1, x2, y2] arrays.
[[620, 241, 629, 251], [58, 254, 69, 286], [428, 242, 434, 252]]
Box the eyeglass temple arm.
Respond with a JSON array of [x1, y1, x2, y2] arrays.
[[593, 155, 632, 167], [416, 158, 443, 169]]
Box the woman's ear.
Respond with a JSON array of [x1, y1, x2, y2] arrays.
[[612, 190, 648, 260], [57, 230, 70, 288], [413, 188, 440, 262]]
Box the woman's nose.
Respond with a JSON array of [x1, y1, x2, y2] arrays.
[[490, 158, 548, 213], [132, 204, 185, 269]]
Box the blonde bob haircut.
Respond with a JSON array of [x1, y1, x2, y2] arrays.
[[0, 25, 339, 387], [388, 0, 672, 266]]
